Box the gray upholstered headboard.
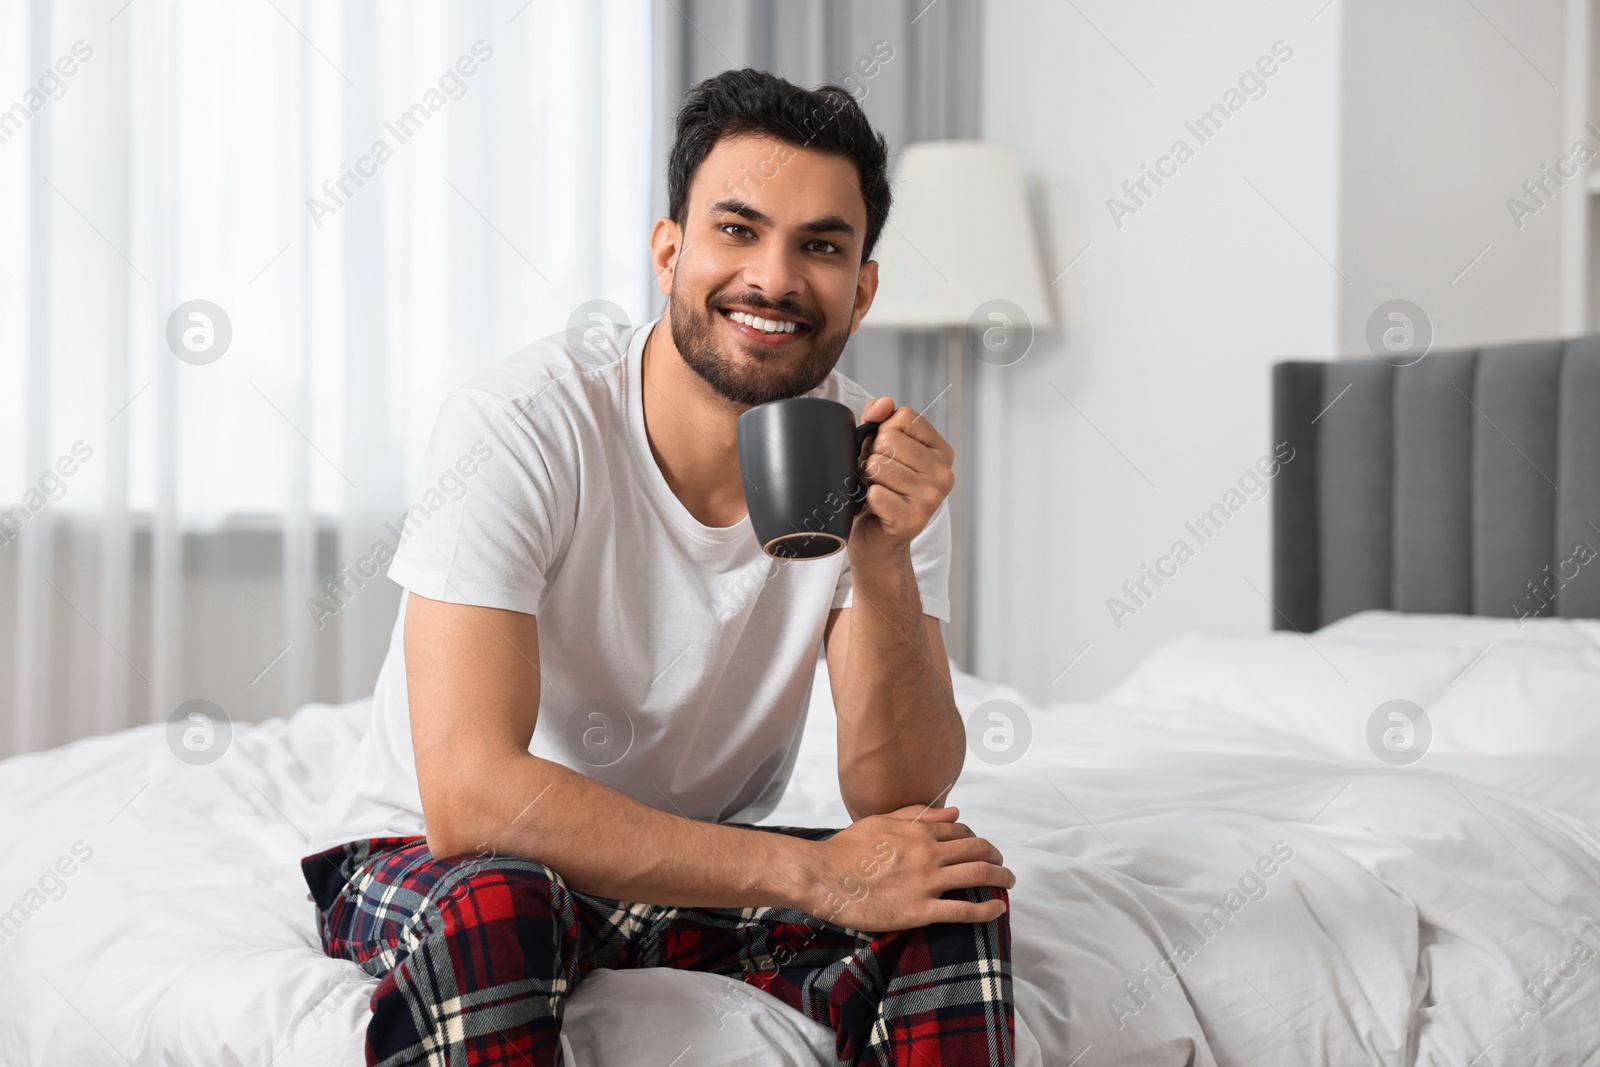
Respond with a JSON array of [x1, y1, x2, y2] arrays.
[[1272, 337, 1600, 630]]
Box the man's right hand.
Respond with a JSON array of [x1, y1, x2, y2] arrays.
[[802, 804, 1014, 932]]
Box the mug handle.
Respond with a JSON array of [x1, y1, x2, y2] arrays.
[[849, 420, 882, 517]]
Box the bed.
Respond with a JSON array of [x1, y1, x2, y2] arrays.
[[4, 340, 1600, 1065]]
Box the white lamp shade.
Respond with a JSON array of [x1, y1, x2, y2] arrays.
[[864, 140, 1056, 331]]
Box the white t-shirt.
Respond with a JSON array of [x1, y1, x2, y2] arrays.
[[308, 316, 951, 852]]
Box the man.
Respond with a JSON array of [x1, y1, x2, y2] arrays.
[[302, 67, 1016, 1067]]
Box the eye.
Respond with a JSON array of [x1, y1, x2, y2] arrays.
[[720, 223, 754, 239], [807, 240, 841, 254]]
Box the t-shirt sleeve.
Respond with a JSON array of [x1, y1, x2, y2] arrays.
[[830, 495, 953, 623], [385, 390, 567, 617]]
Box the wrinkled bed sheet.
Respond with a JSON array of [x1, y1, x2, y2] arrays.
[[2, 611, 1598, 1065]]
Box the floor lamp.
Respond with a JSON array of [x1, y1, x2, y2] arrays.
[[863, 141, 1056, 672]]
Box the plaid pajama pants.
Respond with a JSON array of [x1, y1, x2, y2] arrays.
[[300, 824, 1014, 1067]]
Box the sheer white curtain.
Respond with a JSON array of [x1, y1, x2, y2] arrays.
[[0, 0, 653, 757]]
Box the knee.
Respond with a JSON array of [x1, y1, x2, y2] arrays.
[[425, 855, 573, 934]]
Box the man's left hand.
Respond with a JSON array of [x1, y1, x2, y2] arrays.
[[850, 396, 954, 561]]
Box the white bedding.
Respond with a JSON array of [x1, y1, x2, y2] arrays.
[[3, 611, 1599, 1065]]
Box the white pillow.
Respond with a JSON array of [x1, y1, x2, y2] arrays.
[[1318, 609, 1600, 650], [1104, 615, 1600, 760], [1103, 631, 1474, 759], [1421, 641, 1600, 754]]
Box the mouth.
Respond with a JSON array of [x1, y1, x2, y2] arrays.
[[716, 304, 813, 347]]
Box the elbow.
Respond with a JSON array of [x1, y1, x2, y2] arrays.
[[424, 832, 464, 861], [418, 749, 548, 860], [422, 807, 482, 861], [839, 758, 962, 819], [418, 773, 495, 861]]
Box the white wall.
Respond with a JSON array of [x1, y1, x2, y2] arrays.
[[1337, 0, 1568, 352], [974, 0, 1344, 701]]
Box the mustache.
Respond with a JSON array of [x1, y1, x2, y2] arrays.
[[710, 293, 815, 327]]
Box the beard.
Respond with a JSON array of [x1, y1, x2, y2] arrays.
[[669, 283, 850, 408]]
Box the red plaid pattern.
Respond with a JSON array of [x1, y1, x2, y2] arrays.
[[301, 824, 1014, 1066]]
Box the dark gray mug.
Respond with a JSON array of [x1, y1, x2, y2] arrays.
[[736, 397, 880, 560]]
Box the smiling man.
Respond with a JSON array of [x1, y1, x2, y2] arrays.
[[302, 68, 1016, 1067]]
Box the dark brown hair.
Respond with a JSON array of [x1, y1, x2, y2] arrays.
[[667, 68, 892, 261]]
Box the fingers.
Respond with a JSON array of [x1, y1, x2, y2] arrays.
[[860, 483, 947, 541], [851, 402, 956, 548], [861, 433, 955, 510], [876, 402, 952, 454], [931, 821, 978, 842], [936, 861, 1016, 893], [863, 428, 940, 479], [922, 897, 1009, 925], [858, 403, 954, 477], [857, 432, 954, 537], [860, 459, 953, 523], [863, 396, 896, 423], [935, 836, 1003, 865]]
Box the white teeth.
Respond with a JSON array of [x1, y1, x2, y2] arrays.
[[728, 310, 797, 334]]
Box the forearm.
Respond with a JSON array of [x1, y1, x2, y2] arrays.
[[424, 749, 819, 911], [835, 544, 966, 816]]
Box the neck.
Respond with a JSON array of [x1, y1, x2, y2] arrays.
[[640, 310, 750, 528]]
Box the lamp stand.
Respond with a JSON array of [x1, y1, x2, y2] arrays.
[[944, 324, 972, 673]]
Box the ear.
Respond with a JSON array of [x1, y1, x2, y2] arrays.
[[849, 257, 880, 334], [650, 217, 683, 296]]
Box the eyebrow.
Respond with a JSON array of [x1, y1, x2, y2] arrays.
[[708, 199, 856, 240]]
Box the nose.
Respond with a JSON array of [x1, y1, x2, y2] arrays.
[[740, 237, 806, 308]]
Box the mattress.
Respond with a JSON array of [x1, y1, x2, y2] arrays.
[[2, 610, 1599, 1064]]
